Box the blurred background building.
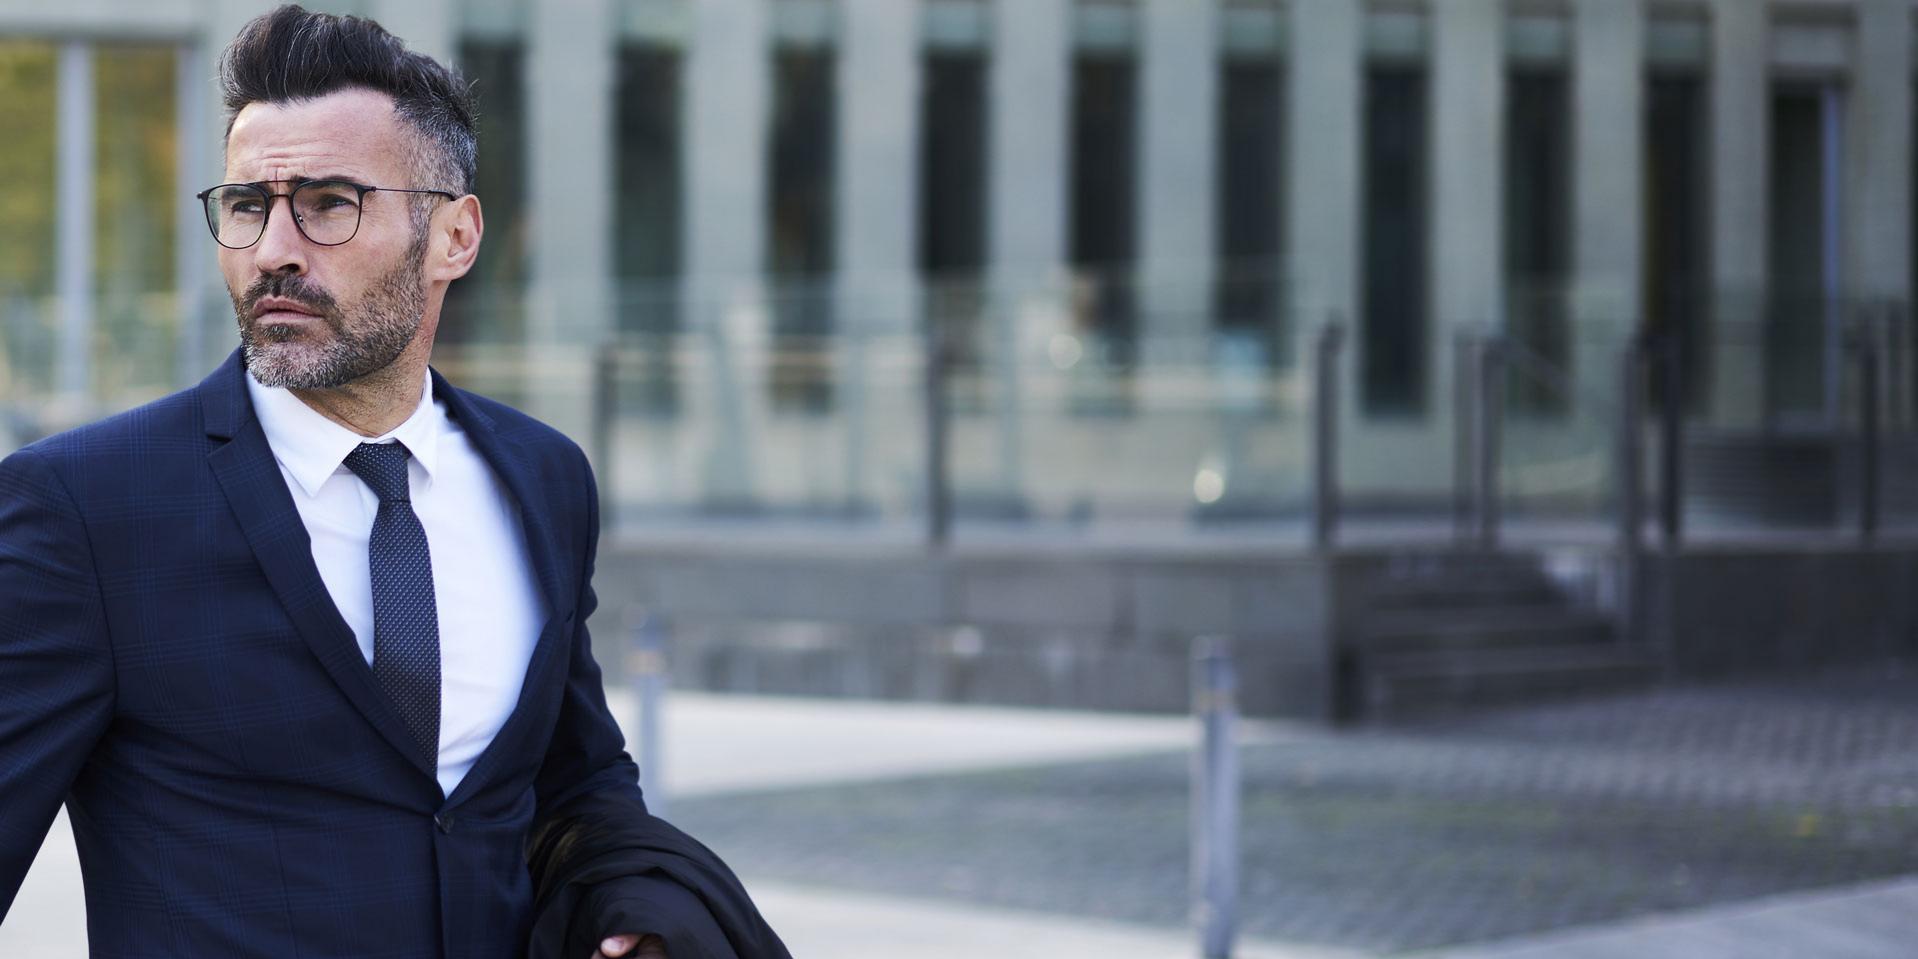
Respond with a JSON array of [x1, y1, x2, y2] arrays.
[[2, 0, 1916, 719]]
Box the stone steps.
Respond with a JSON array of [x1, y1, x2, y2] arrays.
[[1341, 549, 1644, 720], [1361, 643, 1662, 722], [1358, 605, 1616, 653]]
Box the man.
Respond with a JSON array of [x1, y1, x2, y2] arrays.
[[0, 7, 787, 958]]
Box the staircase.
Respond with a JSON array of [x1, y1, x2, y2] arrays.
[[1338, 551, 1660, 722]]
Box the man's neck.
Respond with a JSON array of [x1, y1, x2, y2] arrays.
[[289, 356, 429, 438]]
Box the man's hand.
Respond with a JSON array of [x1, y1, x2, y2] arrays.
[[594, 933, 667, 958]]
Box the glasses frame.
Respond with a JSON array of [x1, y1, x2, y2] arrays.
[[195, 179, 459, 250]]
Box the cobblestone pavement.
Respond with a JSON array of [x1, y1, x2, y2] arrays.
[[669, 660, 1918, 955]]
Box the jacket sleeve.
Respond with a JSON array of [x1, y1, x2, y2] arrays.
[[528, 447, 649, 819], [0, 447, 114, 915], [524, 792, 792, 959], [522, 450, 789, 958]]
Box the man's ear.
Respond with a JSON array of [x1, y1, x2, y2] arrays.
[[428, 194, 484, 283]]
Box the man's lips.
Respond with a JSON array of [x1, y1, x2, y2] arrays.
[[250, 297, 323, 322]]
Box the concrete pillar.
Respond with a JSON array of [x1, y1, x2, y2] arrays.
[[986, 0, 1072, 501], [55, 41, 94, 408], [836, 0, 920, 318], [685, 0, 771, 504], [1286, 0, 1362, 333], [199, 1, 264, 370], [175, 40, 214, 387], [687, 0, 771, 290], [1431, 0, 1505, 335], [988, 0, 1071, 289], [1571, 0, 1645, 395], [370, 0, 456, 67], [1848, 0, 1913, 305], [526, 0, 616, 438], [1138, 0, 1219, 363], [1708, 0, 1768, 424], [835, 0, 921, 510]]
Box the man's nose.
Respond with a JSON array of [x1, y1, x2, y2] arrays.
[[251, 196, 308, 275]]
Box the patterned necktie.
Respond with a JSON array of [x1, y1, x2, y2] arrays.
[[342, 441, 440, 773]]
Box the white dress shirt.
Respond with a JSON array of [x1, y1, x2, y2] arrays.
[[246, 370, 545, 797]]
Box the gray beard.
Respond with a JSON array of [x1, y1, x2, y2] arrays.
[[237, 237, 429, 390]]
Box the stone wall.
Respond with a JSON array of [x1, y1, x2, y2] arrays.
[[592, 541, 1336, 718]]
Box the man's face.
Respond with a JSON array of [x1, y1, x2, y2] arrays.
[[220, 87, 432, 389]]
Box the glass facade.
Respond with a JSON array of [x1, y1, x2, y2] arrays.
[[0, 1, 1912, 536]]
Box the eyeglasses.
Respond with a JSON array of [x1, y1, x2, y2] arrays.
[[196, 180, 458, 250]]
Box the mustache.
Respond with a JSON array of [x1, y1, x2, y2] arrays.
[[239, 273, 338, 320]]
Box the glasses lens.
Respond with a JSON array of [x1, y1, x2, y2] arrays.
[[204, 185, 268, 250], [292, 181, 364, 246]]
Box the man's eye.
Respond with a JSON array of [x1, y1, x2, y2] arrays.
[[302, 183, 362, 211], [226, 199, 264, 216]]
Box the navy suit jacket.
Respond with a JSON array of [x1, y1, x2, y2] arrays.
[[0, 350, 646, 957]]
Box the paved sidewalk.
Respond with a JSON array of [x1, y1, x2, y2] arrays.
[[7, 675, 1918, 957], [753, 881, 1371, 959], [0, 692, 1287, 957], [1423, 874, 1918, 959]]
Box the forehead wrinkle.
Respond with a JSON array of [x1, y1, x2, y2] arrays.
[[224, 90, 408, 184]]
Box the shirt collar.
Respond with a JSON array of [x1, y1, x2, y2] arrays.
[[245, 368, 443, 499]]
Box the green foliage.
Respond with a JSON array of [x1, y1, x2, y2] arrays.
[[95, 44, 178, 296], [0, 41, 56, 296]]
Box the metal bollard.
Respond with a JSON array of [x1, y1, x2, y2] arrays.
[[1192, 637, 1239, 959], [924, 310, 953, 550], [592, 342, 618, 521], [1658, 334, 1684, 548], [1453, 334, 1477, 542], [630, 613, 670, 818], [1618, 344, 1647, 645], [1313, 321, 1346, 550], [1858, 319, 1882, 543]]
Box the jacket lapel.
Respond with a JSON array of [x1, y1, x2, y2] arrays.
[[199, 352, 440, 783], [430, 370, 577, 807]]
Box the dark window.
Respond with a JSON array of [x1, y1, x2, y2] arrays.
[[767, 46, 836, 411], [1361, 64, 1428, 416], [1215, 58, 1285, 363], [1767, 81, 1836, 421], [1505, 68, 1570, 415], [614, 43, 684, 415], [447, 41, 526, 346], [1069, 51, 1138, 406], [919, 50, 989, 402], [1644, 72, 1708, 415], [919, 51, 986, 280]]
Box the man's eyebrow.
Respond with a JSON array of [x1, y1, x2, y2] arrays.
[[242, 174, 369, 189]]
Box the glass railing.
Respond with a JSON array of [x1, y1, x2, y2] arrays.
[[5, 275, 1914, 549]]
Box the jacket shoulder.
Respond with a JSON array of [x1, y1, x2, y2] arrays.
[[12, 387, 205, 470], [446, 386, 588, 465]]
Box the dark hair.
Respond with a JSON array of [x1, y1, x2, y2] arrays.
[[218, 4, 477, 196]]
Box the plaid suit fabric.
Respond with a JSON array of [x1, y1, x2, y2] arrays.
[[0, 351, 646, 958]]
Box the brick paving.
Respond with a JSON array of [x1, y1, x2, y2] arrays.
[[669, 660, 1918, 954]]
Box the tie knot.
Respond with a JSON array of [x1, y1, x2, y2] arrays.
[[342, 442, 413, 503]]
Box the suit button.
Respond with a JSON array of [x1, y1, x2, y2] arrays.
[[435, 814, 455, 834]]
